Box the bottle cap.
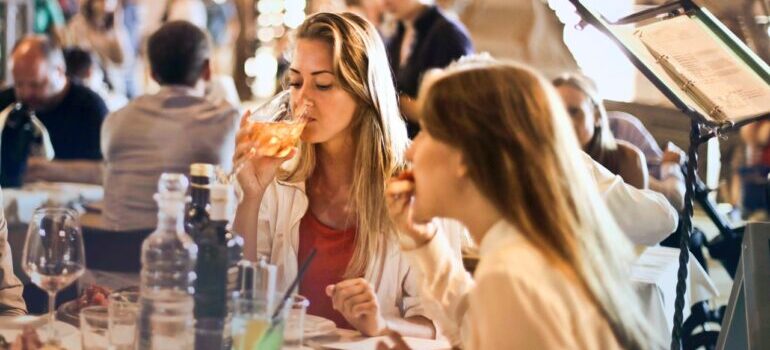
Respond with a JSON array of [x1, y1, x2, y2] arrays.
[[190, 163, 215, 178], [157, 173, 189, 198]]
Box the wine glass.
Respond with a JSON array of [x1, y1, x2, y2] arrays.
[[22, 207, 85, 344], [220, 90, 313, 184]]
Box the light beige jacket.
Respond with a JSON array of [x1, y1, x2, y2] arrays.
[[0, 189, 26, 315], [408, 220, 622, 349], [255, 180, 464, 324]]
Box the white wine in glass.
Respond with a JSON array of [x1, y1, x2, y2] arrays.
[[22, 207, 85, 344], [222, 90, 312, 184]]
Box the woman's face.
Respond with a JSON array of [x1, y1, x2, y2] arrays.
[[405, 129, 467, 222], [556, 85, 595, 147], [288, 39, 357, 144]]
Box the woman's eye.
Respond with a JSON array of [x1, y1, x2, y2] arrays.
[[288, 81, 302, 88], [316, 84, 332, 91]]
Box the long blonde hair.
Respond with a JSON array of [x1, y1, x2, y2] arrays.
[[419, 60, 661, 349], [280, 12, 409, 278]]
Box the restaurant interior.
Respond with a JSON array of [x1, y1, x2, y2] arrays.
[[0, 0, 768, 349]]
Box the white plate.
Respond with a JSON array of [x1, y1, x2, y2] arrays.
[[0, 317, 80, 349], [303, 314, 336, 338]]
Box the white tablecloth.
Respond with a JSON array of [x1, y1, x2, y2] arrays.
[[631, 246, 719, 345], [3, 182, 103, 224]]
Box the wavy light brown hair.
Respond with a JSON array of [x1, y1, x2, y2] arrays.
[[280, 12, 409, 278], [419, 60, 661, 349]]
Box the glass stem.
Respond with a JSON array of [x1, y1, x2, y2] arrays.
[[47, 291, 58, 342]]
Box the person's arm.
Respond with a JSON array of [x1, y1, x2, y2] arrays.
[[402, 233, 473, 347], [585, 153, 678, 245], [103, 10, 133, 66], [385, 176, 473, 346], [232, 190, 265, 261], [617, 142, 648, 190], [24, 158, 103, 184], [649, 148, 686, 212], [0, 189, 27, 316], [326, 278, 436, 338], [231, 114, 294, 261]]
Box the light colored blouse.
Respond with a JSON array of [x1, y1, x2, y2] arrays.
[[255, 180, 465, 326], [407, 220, 623, 349]]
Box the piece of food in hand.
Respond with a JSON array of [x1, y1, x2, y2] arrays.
[[76, 285, 111, 311], [389, 169, 415, 194], [396, 169, 414, 181], [388, 180, 414, 194]]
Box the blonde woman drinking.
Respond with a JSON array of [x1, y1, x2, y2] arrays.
[[386, 60, 663, 348], [233, 12, 446, 338]]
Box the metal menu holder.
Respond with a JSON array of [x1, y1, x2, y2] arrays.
[[567, 1, 770, 349], [716, 222, 770, 350]]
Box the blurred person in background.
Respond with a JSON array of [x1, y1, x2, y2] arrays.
[[554, 74, 648, 190], [737, 120, 770, 216], [609, 112, 686, 212], [63, 47, 128, 111], [0, 189, 26, 316], [101, 21, 238, 231], [383, 0, 473, 138], [66, 0, 133, 97], [164, 0, 208, 29], [34, 0, 67, 45], [0, 36, 107, 185]]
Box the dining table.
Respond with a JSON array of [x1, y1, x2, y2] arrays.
[[0, 315, 452, 350]]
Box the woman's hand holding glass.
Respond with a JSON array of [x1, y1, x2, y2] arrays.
[[230, 91, 312, 197], [233, 114, 298, 198]]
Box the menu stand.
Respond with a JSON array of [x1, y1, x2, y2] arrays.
[[567, 1, 770, 349]]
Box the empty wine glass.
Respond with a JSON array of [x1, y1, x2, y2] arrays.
[[220, 90, 313, 184], [22, 207, 85, 344]]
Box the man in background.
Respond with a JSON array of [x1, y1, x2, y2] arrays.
[[0, 36, 107, 184]]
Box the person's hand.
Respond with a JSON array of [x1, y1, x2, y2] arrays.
[[385, 174, 436, 250], [326, 278, 387, 337], [10, 327, 43, 350], [376, 331, 413, 350], [23, 157, 53, 183], [661, 142, 686, 166], [233, 112, 297, 198]]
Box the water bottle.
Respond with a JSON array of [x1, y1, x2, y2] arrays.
[[136, 173, 199, 349]]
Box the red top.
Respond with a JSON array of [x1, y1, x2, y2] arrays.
[[298, 210, 357, 330]]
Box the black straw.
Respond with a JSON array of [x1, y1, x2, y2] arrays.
[[270, 248, 317, 322]]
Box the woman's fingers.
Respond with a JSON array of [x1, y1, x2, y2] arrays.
[[342, 292, 375, 316], [239, 110, 252, 127], [351, 300, 378, 318]]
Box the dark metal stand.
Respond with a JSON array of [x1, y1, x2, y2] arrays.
[[566, 1, 770, 349]]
